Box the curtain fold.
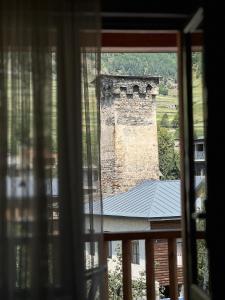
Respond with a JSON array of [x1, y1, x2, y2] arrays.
[[0, 1, 102, 299]]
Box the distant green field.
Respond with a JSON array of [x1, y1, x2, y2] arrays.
[[156, 73, 204, 138]]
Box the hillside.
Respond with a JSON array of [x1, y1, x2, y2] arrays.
[[101, 53, 177, 82], [101, 53, 204, 138]]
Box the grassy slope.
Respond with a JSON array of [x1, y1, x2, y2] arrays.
[[156, 73, 204, 138], [156, 94, 178, 135]]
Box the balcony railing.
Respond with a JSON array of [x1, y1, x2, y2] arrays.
[[102, 229, 204, 300]]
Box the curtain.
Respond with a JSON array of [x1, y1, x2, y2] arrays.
[[0, 1, 102, 299]]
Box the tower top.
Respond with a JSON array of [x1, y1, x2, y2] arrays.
[[99, 74, 161, 103]]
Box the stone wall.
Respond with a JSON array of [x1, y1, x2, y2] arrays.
[[100, 75, 160, 198]]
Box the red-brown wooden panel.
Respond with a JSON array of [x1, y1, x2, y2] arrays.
[[102, 32, 178, 49]]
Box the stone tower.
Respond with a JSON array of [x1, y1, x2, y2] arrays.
[[100, 75, 160, 198]]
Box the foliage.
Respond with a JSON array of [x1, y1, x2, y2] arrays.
[[172, 113, 179, 129], [108, 244, 167, 299], [192, 52, 202, 79], [101, 53, 177, 82], [108, 245, 147, 299], [159, 83, 168, 95], [108, 245, 123, 299], [197, 238, 209, 292], [196, 218, 209, 291], [158, 127, 180, 179], [160, 113, 170, 128], [174, 127, 180, 140], [132, 271, 146, 299]]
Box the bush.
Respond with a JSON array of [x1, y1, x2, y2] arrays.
[[158, 127, 180, 179], [159, 84, 168, 96], [160, 113, 170, 128], [172, 113, 179, 129]]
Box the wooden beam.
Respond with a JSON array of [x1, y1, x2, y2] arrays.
[[104, 229, 181, 241], [99, 240, 109, 300], [102, 32, 177, 48], [103, 229, 205, 241]]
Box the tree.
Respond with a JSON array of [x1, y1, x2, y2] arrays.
[[101, 53, 177, 82], [172, 113, 179, 128], [174, 127, 180, 139], [196, 192, 209, 290], [160, 113, 170, 128], [197, 235, 209, 291], [159, 83, 168, 96], [158, 127, 180, 179]]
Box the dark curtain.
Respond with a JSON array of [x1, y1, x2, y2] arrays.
[[0, 1, 102, 299]]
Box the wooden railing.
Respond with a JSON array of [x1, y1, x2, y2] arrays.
[[102, 229, 204, 300]]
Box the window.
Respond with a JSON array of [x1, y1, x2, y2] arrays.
[[108, 241, 112, 258], [196, 143, 204, 152], [132, 240, 140, 264], [133, 85, 139, 93], [177, 240, 183, 267]]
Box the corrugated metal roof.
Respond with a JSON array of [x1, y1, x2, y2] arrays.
[[102, 180, 181, 219], [85, 180, 182, 219], [86, 177, 204, 219]]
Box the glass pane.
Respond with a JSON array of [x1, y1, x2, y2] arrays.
[[192, 48, 206, 214], [191, 25, 209, 293]]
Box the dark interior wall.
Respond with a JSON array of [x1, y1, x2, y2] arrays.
[[101, 0, 202, 30], [101, 0, 201, 15], [204, 1, 225, 299]]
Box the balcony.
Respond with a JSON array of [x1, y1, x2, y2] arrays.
[[101, 229, 204, 300]]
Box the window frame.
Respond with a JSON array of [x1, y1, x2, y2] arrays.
[[131, 240, 140, 265]]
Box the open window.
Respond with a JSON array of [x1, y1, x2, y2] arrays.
[[181, 8, 210, 300], [100, 7, 214, 300]]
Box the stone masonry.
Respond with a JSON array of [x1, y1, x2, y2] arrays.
[[100, 75, 160, 198]]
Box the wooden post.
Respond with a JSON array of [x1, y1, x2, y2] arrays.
[[168, 238, 178, 300], [122, 240, 132, 300], [145, 239, 156, 300], [100, 240, 109, 300]]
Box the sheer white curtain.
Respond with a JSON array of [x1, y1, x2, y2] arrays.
[[0, 1, 102, 299]]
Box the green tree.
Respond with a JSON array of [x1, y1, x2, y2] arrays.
[[160, 113, 170, 128], [159, 83, 168, 96], [192, 52, 202, 79], [158, 127, 180, 179], [197, 238, 209, 291], [101, 53, 177, 82], [174, 127, 180, 139], [172, 113, 179, 128], [196, 195, 209, 291]]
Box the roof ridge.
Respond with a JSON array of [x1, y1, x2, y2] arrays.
[[146, 181, 158, 218], [159, 179, 180, 182]]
